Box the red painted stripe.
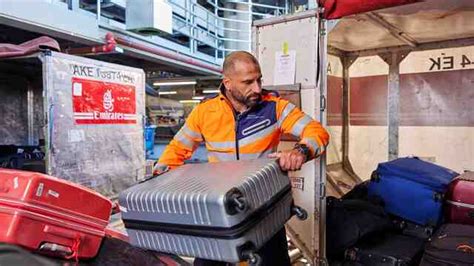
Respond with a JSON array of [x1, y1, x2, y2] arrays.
[[328, 69, 474, 126], [328, 76, 343, 126], [350, 75, 388, 126], [400, 69, 474, 126]]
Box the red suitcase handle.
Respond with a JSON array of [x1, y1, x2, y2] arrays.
[[44, 225, 84, 240], [43, 225, 84, 261]]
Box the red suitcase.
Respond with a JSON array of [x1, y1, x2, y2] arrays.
[[0, 169, 112, 259], [445, 171, 474, 225]]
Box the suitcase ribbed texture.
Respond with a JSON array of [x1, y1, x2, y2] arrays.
[[127, 193, 292, 262], [120, 160, 289, 227], [125, 177, 213, 225]]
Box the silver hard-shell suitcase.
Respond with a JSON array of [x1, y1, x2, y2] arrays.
[[118, 159, 306, 264]]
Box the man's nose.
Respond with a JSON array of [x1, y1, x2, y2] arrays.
[[251, 82, 262, 94]]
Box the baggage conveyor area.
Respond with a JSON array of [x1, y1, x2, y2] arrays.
[[1, 0, 474, 265]]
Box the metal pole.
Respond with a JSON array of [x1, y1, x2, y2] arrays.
[[214, 0, 219, 59], [341, 56, 356, 167], [317, 9, 329, 265], [248, 0, 252, 51], [190, 0, 196, 53], [41, 53, 53, 175], [388, 53, 400, 160], [27, 83, 35, 145], [379, 52, 409, 161], [96, 0, 101, 22]]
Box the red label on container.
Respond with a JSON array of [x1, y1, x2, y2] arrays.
[[72, 78, 137, 124]]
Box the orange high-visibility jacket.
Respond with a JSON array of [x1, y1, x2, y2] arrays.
[[156, 91, 330, 170]]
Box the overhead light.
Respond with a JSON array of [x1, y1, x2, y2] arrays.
[[202, 89, 220, 94], [192, 96, 205, 100], [153, 81, 197, 86], [158, 91, 177, 95], [179, 100, 201, 104]]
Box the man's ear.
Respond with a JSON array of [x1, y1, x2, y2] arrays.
[[222, 76, 232, 91]]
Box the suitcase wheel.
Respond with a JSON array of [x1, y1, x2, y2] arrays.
[[248, 253, 261, 266], [239, 243, 261, 266], [292, 205, 308, 220]]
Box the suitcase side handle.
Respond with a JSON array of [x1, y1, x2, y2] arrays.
[[43, 225, 84, 241], [40, 225, 84, 261]]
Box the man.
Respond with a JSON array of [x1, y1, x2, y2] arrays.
[[155, 51, 330, 265]]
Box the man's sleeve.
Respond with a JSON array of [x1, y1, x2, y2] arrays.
[[156, 106, 203, 171], [277, 99, 330, 159]]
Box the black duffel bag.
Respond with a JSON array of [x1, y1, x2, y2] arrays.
[[326, 196, 392, 260]]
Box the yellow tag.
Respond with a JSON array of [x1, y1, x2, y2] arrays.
[[283, 42, 289, 55]]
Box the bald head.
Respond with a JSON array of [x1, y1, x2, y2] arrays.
[[223, 51, 260, 77], [221, 51, 263, 112]]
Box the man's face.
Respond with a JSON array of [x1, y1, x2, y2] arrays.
[[223, 60, 263, 109]]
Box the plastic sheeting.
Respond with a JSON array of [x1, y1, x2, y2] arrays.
[[0, 36, 60, 58], [320, 0, 419, 19], [328, 0, 474, 52], [41, 52, 146, 197]]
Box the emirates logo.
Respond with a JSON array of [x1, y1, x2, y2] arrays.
[[103, 89, 115, 112]]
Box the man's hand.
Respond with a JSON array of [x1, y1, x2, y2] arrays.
[[268, 149, 306, 171], [153, 163, 169, 176]]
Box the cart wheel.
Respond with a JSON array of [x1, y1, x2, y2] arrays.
[[248, 253, 262, 266], [292, 206, 308, 220]]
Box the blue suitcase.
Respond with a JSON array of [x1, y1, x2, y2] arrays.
[[368, 157, 458, 226]]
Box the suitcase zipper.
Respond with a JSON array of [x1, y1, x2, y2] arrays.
[[377, 164, 456, 191], [123, 185, 292, 239], [0, 205, 104, 236], [0, 198, 108, 229]]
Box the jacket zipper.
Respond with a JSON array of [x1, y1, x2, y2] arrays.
[[221, 92, 242, 161], [235, 113, 241, 160]]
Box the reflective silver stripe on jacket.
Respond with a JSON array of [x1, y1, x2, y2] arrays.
[[291, 115, 312, 137]]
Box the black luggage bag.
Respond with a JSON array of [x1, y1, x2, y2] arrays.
[[420, 223, 474, 266], [344, 233, 426, 266], [326, 196, 393, 260]]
